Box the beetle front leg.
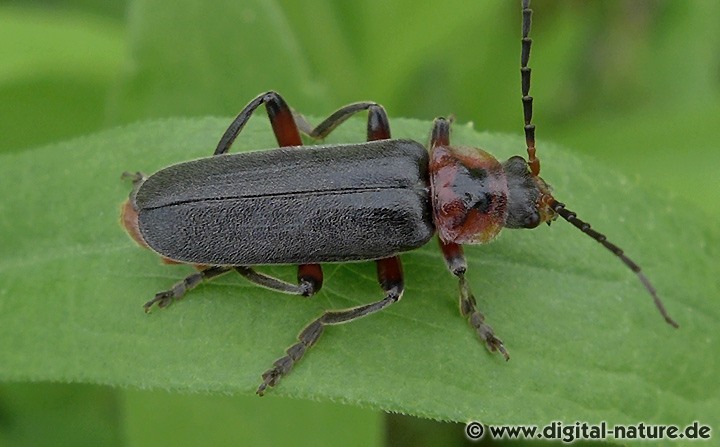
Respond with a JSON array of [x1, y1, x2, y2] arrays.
[[439, 241, 509, 361], [431, 117, 508, 359], [143, 266, 232, 312], [256, 256, 404, 395]]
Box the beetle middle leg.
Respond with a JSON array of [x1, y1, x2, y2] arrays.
[[431, 117, 509, 360], [217, 94, 393, 297], [256, 256, 404, 395], [254, 101, 407, 394], [215, 91, 326, 295]]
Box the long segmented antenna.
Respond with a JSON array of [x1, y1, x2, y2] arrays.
[[522, 1, 676, 328], [550, 199, 679, 328], [521, 0, 539, 176]]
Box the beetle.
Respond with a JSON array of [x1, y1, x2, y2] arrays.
[[121, 0, 678, 395]]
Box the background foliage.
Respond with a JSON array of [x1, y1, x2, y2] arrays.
[[1, 0, 718, 446]]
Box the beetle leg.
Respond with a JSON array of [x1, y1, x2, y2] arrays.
[[295, 102, 391, 141], [430, 116, 452, 148], [291, 103, 392, 295], [143, 266, 232, 312], [256, 256, 404, 395], [431, 116, 508, 359], [297, 264, 323, 296], [216, 91, 326, 297], [234, 265, 322, 297], [215, 91, 303, 155], [439, 240, 510, 361], [287, 103, 393, 297], [254, 104, 398, 393], [121, 171, 146, 187], [120, 171, 147, 204], [292, 103, 392, 295]]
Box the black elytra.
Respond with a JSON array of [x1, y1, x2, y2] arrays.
[[121, 0, 677, 396]]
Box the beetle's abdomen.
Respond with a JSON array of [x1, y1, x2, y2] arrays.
[[135, 139, 433, 265]]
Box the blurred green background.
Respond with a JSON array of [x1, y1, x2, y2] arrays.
[[1, 0, 717, 446]]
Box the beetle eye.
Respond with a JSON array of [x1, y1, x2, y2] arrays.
[[521, 210, 541, 228]]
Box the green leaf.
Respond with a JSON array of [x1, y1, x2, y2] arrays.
[[0, 118, 720, 432], [0, 117, 717, 431]]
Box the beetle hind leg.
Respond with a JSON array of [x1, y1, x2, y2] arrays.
[[143, 266, 232, 312], [256, 256, 404, 395]]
